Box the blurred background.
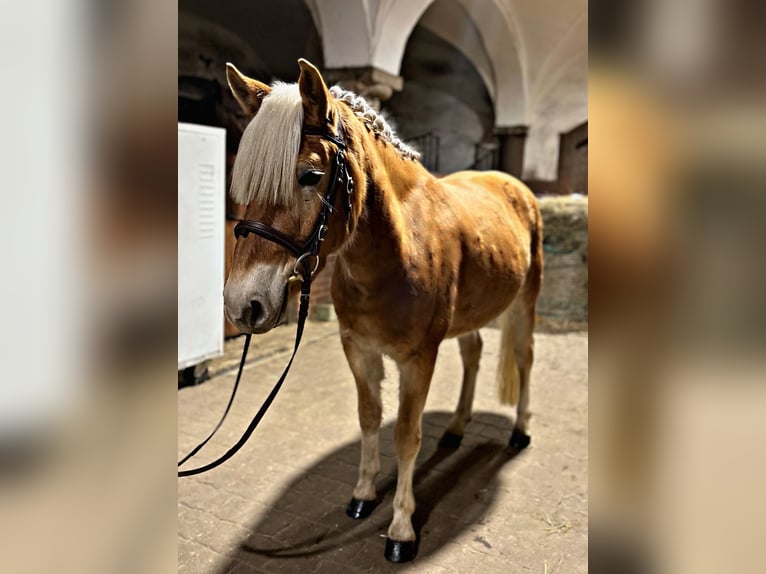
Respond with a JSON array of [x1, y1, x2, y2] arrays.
[[589, 0, 766, 572]]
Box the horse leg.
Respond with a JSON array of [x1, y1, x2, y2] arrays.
[[341, 333, 384, 519], [439, 331, 483, 448], [385, 349, 438, 563], [506, 288, 537, 449]]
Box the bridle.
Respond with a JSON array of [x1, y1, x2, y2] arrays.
[[178, 124, 353, 477], [233, 124, 353, 281]]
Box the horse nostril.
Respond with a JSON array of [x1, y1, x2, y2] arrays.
[[249, 300, 263, 325]]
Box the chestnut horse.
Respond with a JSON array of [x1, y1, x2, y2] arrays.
[[223, 59, 543, 563]]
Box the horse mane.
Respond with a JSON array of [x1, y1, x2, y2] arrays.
[[230, 82, 419, 207], [329, 86, 421, 162]]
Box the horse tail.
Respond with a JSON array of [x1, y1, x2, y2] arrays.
[[496, 192, 543, 407], [496, 307, 521, 405]]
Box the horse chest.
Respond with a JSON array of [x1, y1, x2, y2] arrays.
[[333, 267, 450, 351]]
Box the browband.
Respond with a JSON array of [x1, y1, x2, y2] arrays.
[[302, 125, 346, 149]]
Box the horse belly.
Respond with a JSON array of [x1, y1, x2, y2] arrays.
[[446, 232, 528, 337]]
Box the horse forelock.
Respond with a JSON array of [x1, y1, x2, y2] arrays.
[[230, 82, 304, 207]]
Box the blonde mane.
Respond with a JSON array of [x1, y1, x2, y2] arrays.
[[230, 82, 419, 207]]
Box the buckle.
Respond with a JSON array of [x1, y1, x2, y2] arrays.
[[318, 224, 328, 242], [293, 252, 320, 278]]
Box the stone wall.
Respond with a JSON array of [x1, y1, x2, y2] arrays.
[[536, 195, 588, 332]]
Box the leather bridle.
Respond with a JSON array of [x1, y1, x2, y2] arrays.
[[233, 124, 353, 280], [178, 124, 353, 477]]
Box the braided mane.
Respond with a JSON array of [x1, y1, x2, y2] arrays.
[[329, 86, 421, 161]]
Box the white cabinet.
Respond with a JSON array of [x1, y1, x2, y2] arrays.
[[178, 123, 226, 370]]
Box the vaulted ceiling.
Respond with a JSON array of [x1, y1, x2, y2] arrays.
[[181, 0, 587, 179], [307, 0, 587, 178]]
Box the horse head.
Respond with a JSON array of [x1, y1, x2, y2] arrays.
[[223, 59, 354, 334]]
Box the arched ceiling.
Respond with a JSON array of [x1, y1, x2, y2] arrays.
[[418, 0, 496, 102], [307, 0, 587, 179], [179, 0, 585, 178], [304, 0, 374, 68]]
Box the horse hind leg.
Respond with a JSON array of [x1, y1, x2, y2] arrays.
[[510, 300, 534, 449], [498, 290, 536, 450], [439, 331, 482, 448]]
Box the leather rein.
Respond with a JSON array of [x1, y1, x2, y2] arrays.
[[178, 124, 353, 477]]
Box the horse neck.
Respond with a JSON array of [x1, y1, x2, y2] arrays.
[[339, 117, 435, 274]]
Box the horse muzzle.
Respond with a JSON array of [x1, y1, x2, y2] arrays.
[[224, 268, 293, 334]]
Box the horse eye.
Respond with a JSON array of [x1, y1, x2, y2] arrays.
[[298, 170, 323, 187]]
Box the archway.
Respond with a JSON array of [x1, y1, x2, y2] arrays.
[[385, 0, 495, 173]]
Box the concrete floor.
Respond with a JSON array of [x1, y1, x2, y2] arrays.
[[178, 322, 587, 573]]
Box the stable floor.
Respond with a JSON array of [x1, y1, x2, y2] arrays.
[[178, 322, 587, 573]]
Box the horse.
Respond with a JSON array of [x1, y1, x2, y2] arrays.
[[223, 58, 543, 563]]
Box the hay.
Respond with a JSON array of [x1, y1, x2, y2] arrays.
[[536, 195, 588, 332]]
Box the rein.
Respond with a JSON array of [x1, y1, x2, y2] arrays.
[[178, 125, 352, 478]]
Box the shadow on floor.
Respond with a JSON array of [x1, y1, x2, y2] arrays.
[[219, 410, 526, 573]]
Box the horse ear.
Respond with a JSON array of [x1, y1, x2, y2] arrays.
[[226, 63, 271, 116], [298, 58, 332, 126]]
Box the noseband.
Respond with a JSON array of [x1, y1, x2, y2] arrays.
[[178, 125, 354, 477]]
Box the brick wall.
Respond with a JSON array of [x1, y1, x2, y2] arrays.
[[310, 253, 336, 305]]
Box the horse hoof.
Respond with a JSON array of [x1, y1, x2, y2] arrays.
[[509, 428, 531, 449], [438, 431, 463, 449], [346, 497, 376, 519], [385, 538, 417, 563]]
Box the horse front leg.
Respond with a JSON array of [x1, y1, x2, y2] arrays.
[[386, 348, 438, 563], [341, 332, 384, 519]]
